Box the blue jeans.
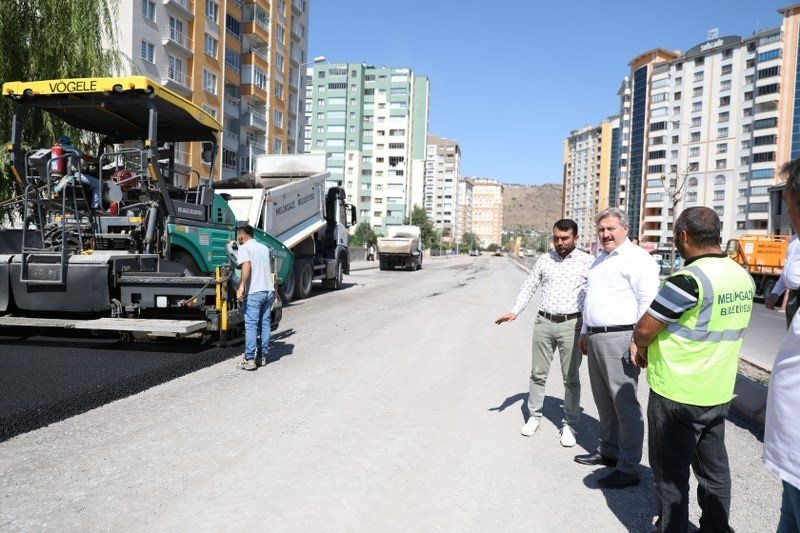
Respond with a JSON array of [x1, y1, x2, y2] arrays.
[[648, 390, 732, 533], [244, 290, 275, 360], [55, 173, 101, 209], [778, 481, 800, 533]]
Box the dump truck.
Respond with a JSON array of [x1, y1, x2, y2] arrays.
[[0, 76, 292, 340], [725, 234, 790, 298], [215, 154, 356, 302], [377, 225, 423, 271]]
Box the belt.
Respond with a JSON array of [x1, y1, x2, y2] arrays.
[[538, 311, 582, 323], [585, 324, 635, 334]]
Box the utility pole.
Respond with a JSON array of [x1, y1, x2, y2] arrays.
[[661, 169, 688, 274]]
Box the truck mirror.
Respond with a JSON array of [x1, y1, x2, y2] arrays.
[[201, 142, 214, 163], [349, 205, 356, 227]]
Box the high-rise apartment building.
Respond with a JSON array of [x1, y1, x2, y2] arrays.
[[468, 178, 503, 248], [455, 178, 473, 247], [424, 136, 461, 237], [116, 0, 310, 183], [562, 117, 619, 250], [305, 63, 430, 231], [611, 25, 785, 246], [611, 77, 630, 209]]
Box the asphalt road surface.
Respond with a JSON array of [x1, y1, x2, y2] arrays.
[[0, 255, 782, 531]]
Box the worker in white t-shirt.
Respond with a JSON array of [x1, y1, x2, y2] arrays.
[[235, 224, 275, 371]]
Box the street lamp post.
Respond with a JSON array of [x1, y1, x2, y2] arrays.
[[294, 55, 326, 154]]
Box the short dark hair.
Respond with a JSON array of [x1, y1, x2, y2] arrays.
[[781, 159, 800, 207], [553, 218, 578, 236], [237, 224, 254, 237], [674, 207, 720, 247]]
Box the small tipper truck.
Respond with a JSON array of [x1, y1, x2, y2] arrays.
[[726, 234, 790, 298], [377, 225, 423, 271], [215, 154, 356, 302]]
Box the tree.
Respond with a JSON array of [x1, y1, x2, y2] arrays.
[[351, 221, 379, 247], [459, 232, 479, 253], [0, 0, 121, 213], [404, 205, 437, 249]]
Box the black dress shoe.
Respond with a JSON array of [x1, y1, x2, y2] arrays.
[[574, 451, 617, 467], [598, 469, 641, 488]]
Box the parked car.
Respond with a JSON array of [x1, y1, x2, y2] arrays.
[[493, 250, 503, 256], [469, 249, 480, 257]]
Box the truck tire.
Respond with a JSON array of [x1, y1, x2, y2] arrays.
[[294, 259, 313, 299], [379, 259, 387, 271], [322, 257, 344, 290], [281, 271, 296, 303], [416, 256, 423, 270]]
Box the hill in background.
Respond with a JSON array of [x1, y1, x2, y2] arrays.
[[502, 183, 563, 233]]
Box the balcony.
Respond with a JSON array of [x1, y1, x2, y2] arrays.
[[163, 0, 194, 19], [243, 4, 270, 44], [292, 0, 303, 15], [242, 49, 269, 72], [242, 106, 267, 130], [223, 130, 239, 151], [241, 83, 267, 103], [290, 23, 302, 41], [162, 27, 193, 55], [174, 149, 191, 167], [163, 69, 192, 95], [224, 95, 240, 118]]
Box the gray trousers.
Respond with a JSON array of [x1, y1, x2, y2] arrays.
[[528, 315, 582, 429], [586, 330, 643, 475]]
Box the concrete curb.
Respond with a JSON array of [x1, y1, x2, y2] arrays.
[[508, 255, 769, 426]]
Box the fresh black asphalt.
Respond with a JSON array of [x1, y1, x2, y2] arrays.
[[0, 330, 241, 442]]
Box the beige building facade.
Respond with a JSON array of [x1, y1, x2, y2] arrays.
[[467, 178, 503, 248]]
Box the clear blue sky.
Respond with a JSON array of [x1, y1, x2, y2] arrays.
[[309, 1, 789, 186]]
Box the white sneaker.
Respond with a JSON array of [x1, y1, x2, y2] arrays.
[[520, 418, 540, 437], [560, 426, 577, 447]]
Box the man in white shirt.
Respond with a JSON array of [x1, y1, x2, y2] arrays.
[[235, 224, 275, 371], [574, 207, 660, 489], [495, 219, 594, 447], [765, 234, 800, 329], [764, 160, 800, 531]]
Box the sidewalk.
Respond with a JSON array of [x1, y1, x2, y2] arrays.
[[509, 257, 770, 426]]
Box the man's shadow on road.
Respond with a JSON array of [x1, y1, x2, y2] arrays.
[[489, 392, 658, 532], [263, 328, 296, 364]]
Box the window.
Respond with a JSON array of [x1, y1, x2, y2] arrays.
[[754, 117, 778, 129], [168, 55, 184, 85], [201, 104, 218, 119], [757, 83, 779, 96], [691, 132, 701, 142], [650, 121, 667, 131], [647, 164, 664, 174], [674, 91, 682, 100], [745, 91, 754, 101], [140, 40, 154, 63], [274, 82, 283, 99], [276, 54, 284, 71], [647, 193, 663, 202], [273, 138, 282, 154], [693, 87, 703, 97], [689, 146, 700, 157], [226, 14, 241, 40], [204, 34, 217, 58], [752, 151, 775, 162], [754, 134, 776, 146], [694, 71, 704, 82], [743, 107, 753, 117], [276, 25, 285, 44], [721, 64, 732, 75], [688, 162, 700, 171], [328, 82, 346, 90], [691, 117, 702, 127], [648, 150, 666, 159], [714, 190, 725, 200], [692, 102, 703, 112], [651, 93, 668, 103], [141, 0, 155, 20], [168, 17, 184, 46], [741, 140, 751, 149], [686, 191, 698, 202], [718, 127, 728, 138], [688, 177, 698, 186], [203, 69, 218, 94], [206, 0, 218, 22], [758, 66, 780, 79], [757, 49, 781, 62], [759, 32, 781, 45], [253, 67, 267, 89], [715, 159, 726, 169], [719, 95, 730, 107], [718, 112, 729, 123]]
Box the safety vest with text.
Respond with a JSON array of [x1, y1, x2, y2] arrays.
[[648, 256, 755, 406]]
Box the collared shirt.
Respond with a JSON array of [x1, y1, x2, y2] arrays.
[[772, 235, 800, 295], [764, 311, 800, 489], [510, 248, 594, 316], [581, 238, 660, 333]]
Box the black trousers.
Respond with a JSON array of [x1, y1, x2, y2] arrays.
[[648, 390, 733, 533]]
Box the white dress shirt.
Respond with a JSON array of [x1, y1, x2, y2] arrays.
[[582, 239, 660, 333], [510, 248, 594, 316], [771, 235, 800, 296], [764, 312, 800, 489]]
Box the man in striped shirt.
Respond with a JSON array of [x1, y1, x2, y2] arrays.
[[495, 219, 594, 447]]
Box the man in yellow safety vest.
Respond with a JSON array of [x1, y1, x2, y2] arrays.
[[633, 206, 755, 532]]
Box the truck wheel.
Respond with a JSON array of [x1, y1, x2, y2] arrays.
[[281, 271, 296, 303], [416, 256, 423, 270], [379, 260, 387, 271], [762, 279, 776, 303], [322, 257, 344, 290], [294, 259, 313, 299]]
